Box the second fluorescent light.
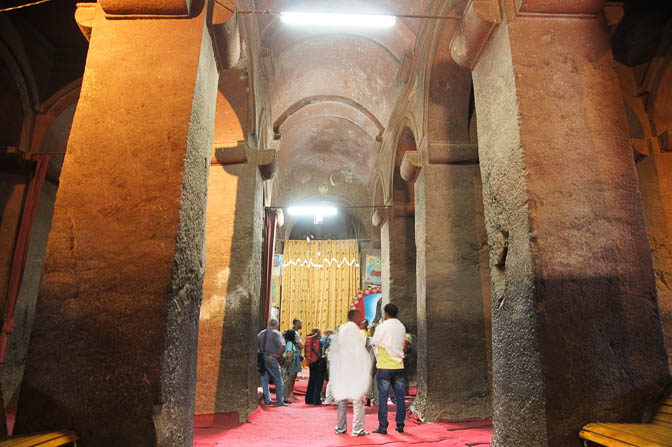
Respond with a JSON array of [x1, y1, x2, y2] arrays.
[[280, 12, 397, 29]]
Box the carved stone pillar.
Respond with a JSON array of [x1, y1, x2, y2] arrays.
[[381, 215, 416, 334], [195, 144, 271, 420], [15, 3, 219, 445], [404, 144, 492, 421], [467, 2, 671, 445]]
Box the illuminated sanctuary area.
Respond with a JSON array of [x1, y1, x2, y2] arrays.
[[0, 0, 671, 446]]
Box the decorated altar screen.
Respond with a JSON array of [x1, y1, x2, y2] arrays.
[[280, 240, 360, 332]]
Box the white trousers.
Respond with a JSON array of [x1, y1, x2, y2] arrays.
[[336, 399, 365, 434]]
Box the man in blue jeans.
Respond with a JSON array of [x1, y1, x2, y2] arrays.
[[371, 304, 407, 434], [258, 318, 288, 406]]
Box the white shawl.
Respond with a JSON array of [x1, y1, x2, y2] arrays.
[[371, 318, 406, 364], [329, 321, 372, 401]]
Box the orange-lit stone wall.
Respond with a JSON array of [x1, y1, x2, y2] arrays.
[[632, 61, 672, 364], [195, 69, 264, 421], [14, 5, 219, 446]]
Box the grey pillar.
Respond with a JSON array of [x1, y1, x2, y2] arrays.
[[412, 162, 492, 421], [472, 16, 671, 446], [381, 216, 417, 333]]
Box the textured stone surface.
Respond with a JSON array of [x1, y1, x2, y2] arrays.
[[473, 15, 671, 447], [14, 5, 218, 446], [381, 216, 417, 386], [637, 62, 672, 368], [1, 180, 56, 407], [412, 164, 492, 422], [637, 155, 672, 368], [0, 172, 27, 314], [381, 217, 416, 333], [195, 161, 263, 420]]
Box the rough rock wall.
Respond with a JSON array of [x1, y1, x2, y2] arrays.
[[15, 7, 218, 446], [635, 61, 672, 367], [637, 156, 672, 366], [413, 164, 492, 421], [1, 180, 56, 407], [0, 172, 27, 313], [473, 16, 671, 447], [195, 162, 263, 421], [381, 217, 417, 334]]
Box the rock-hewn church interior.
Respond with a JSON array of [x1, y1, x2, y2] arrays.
[[1, 0, 672, 446]]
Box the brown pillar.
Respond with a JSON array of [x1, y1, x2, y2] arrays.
[[381, 216, 416, 333], [0, 171, 27, 314], [471, 8, 671, 447], [411, 161, 492, 421], [195, 147, 264, 421], [15, 3, 219, 445], [635, 63, 672, 367]]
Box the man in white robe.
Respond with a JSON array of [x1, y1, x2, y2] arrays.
[[329, 309, 372, 436]]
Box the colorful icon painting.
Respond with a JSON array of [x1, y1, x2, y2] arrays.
[[271, 254, 282, 307], [365, 255, 382, 285]]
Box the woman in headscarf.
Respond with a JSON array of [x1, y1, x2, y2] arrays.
[[282, 329, 301, 402]]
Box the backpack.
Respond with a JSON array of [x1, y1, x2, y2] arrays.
[[304, 334, 321, 364]]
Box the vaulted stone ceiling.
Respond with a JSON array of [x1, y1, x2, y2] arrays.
[[254, 0, 427, 208]]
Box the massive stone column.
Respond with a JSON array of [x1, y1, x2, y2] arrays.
[[195, 145, 268, 421], [381, 215, 416, 333], [15, 2, 219, 445], [408, 157, 492, 422], [381, 213, 417, 387], [464, 3, 671, 445]]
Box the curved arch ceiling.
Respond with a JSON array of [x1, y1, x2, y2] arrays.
[[254, 0, 426, 207]]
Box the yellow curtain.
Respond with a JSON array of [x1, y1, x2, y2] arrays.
[[280, 240, 360, 334]]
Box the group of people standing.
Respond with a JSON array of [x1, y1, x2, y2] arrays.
[[257, 303, 408, 437]]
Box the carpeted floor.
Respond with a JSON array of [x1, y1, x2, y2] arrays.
[[194, 373, 492, 447]]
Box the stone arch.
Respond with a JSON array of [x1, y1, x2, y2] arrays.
[[0, 37, 36, 152], [30, 78, 82, 155], [274, 33, 402, 64], [272, 95, 384, 140]]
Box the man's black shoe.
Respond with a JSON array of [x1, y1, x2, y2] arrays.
[[395, 426, 404, 433], [372, 428, 387, 435]]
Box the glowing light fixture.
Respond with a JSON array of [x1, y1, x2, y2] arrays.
[[280, 11, 396, 29], [287, 205, 338, 225], [287, 205, 338, 217]]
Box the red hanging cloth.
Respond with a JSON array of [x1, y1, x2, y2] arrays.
[[0, 154, 51, 364]]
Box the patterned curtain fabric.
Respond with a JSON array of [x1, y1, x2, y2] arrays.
[[280, 240, 360, 333]]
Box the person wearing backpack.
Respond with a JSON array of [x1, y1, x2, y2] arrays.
[[305, 327, 326, 405]]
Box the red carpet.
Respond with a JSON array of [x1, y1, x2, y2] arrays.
[[194, 375, 492, 447]]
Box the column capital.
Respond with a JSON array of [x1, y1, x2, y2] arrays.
[[515, 0, 605, 15], [400, 143, 479, 182], [400, 150, 424, 183], [75, 3, 97, 41], [449, 0, 501, 69], [99, 0, 192, 18], [372, 208, 390, 228], [255, 150, 278, 180], [212, 142, 278, 180]]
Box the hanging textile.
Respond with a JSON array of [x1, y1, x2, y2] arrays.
[[280, 239, 360, 333]]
